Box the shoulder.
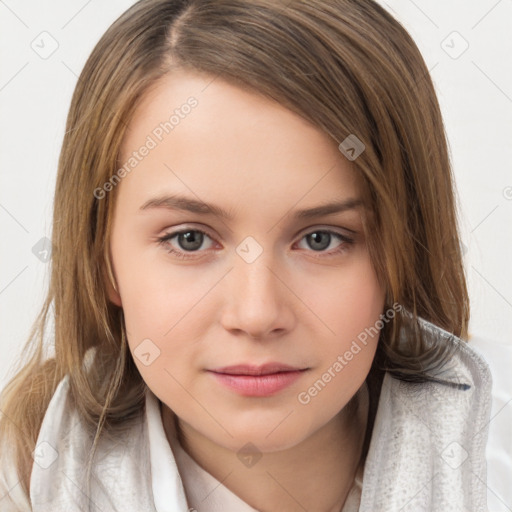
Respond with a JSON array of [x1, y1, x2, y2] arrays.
[[2, 374, 155, 511], [0, 376, 73, 512], [464, 335, 512, 511], [32, 374, 154, 510], [360, 318, 492, 512]]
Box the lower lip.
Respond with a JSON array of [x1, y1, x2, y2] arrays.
[[209, 370, 305, 397]]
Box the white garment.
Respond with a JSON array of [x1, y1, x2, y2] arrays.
[[465, 336, 512, 511], [153, 395, 362, 512], [0, 317, 492, 511]]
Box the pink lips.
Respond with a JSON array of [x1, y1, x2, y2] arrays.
[[208, 364, 307, 397]]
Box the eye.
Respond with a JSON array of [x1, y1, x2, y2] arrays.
[[157, 228, 216, 259], [295, 230, 354, 257]]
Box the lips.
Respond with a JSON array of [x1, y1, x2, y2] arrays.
[[211, 363, 305, 376], [207, 363, 308, 397]]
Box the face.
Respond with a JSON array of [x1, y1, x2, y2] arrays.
[[108, 69, 386, 453]]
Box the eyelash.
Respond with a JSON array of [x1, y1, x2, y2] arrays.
[[157, 227, 355, 261]]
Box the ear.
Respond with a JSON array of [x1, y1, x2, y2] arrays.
[[106, 275, 122, 307], [104, 251, 122, 307]]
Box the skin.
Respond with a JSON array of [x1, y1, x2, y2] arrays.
[[107, 69, 386, 512]]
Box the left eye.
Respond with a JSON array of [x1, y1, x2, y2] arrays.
[[296, 231, 352, 253], [157, 228, 354, 259]]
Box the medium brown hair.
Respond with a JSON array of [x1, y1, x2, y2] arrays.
[[0, 0, 469, 501]]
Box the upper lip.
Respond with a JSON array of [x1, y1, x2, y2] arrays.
[[209, 363, 306, 376]]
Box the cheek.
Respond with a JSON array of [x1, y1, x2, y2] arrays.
[[111, 232, 223, 396], [297, 257, 384, 393], [118, 269, 215, 398], [116, 243, 212, 338], [308, 255, 385, 349]]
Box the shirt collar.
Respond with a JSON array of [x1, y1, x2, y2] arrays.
[[146, 388, 259, 511]]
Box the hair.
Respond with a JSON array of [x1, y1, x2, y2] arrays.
[[0, 0, 469, 503]]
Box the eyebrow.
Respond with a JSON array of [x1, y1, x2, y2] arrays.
[[139, 194, 363, 220]]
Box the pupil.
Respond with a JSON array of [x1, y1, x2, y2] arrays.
[[180, 231, 203, 251], [309, 232, 330, 251]]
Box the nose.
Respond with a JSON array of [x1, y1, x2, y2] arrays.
[[220, 251, 296, 340]]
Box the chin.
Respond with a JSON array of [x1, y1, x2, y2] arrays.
[[205, 410, 314, 453]]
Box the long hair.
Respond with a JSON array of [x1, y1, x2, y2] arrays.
[[0, 0, 469, 500]]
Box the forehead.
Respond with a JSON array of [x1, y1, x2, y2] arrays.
[[116, 69, 363, 218]]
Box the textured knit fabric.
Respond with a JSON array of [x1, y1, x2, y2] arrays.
[[0, 316, 492, 511]]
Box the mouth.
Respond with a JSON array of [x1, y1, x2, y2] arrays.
[[207, 363, 309, 397]]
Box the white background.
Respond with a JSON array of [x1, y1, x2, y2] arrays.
[[1, 1, 511, 509]]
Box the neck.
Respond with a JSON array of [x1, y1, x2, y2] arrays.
[[164, 383, 369, 512]]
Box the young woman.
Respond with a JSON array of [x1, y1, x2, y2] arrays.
[[0, 1, 492, 511]]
